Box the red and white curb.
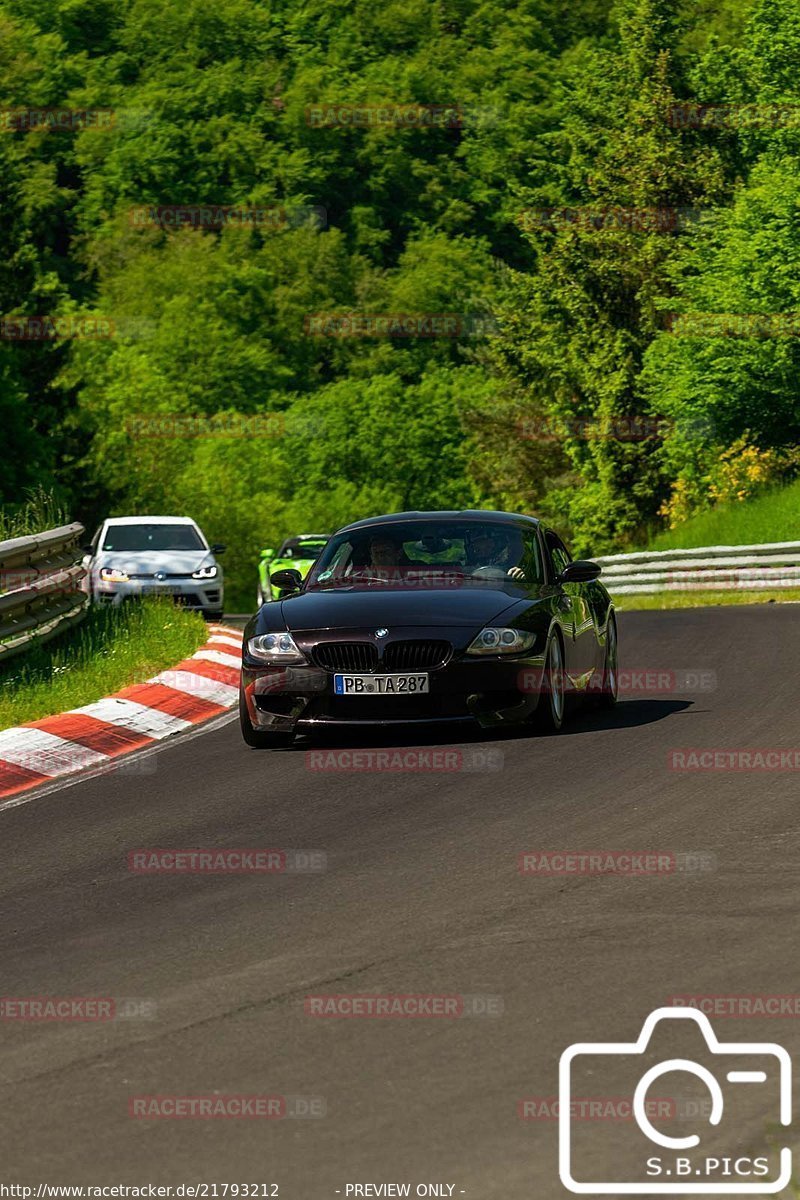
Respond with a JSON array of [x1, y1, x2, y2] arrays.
[[0, 625, 243, 801]]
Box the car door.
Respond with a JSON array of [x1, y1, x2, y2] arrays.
[[543, 529, 596, 690]]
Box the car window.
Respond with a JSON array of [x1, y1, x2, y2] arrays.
[[296, 541, 328, 560], [102, 524, 205, 551], [306, 521, 544, 589], [402, 538, 465, 564], [277, 539, 328, 561], [319, 540, 355, 579], [545, 530, 572, 578]]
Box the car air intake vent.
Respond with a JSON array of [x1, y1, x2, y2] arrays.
[[313, 642, 379, 672], [383, 640, 452, 671]]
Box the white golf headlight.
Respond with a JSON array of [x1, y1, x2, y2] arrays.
[[100, 567, 129, 583], [466, 627, 537, 655], [192, 564, 218, 579], [247, 632, 306, 664]]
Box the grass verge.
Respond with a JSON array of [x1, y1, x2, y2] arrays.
[[614, 589, 800, 611], [0, 599, 208, 729], [647, 477, 800, 551]]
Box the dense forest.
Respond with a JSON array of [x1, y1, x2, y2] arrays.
[[2, 0, 799, 602]]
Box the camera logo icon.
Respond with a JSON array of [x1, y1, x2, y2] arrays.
[[559, 1006, 791, 1193]]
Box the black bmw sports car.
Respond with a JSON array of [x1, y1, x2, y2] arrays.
[[239, 510, 618, 747]]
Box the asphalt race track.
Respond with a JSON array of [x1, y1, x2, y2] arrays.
[[2, 605, 799, 1197]]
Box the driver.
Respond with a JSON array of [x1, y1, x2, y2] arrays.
[[368, 534, 406, 568], [464, 526, 525, 581]]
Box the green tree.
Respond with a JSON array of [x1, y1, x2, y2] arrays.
[[484, 0, 726, 552]]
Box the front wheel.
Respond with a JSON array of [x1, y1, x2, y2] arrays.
[[239, 687, 294, 749], [533, 632, 566, 733]]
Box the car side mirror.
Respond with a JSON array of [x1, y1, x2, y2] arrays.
[[270, 568, 303, 593], [261, 548, 275, 561], [558, 559, 601, 584], [211, 543, 226, 555], [82, 544, 94, 556]]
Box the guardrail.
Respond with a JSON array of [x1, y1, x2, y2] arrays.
[[594, 541, 800, 594], [0, 522, 88, 662]]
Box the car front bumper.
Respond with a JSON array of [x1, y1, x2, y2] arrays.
[[241, 653, 548, 732], [93, 578, 223, 612]]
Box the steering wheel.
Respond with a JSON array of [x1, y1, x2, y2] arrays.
[[470, 565, 506, 578]]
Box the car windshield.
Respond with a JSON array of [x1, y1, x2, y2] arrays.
[[304, 520, 543, 590], [102, 523, 205, 552], [277, 539, 328, 561]]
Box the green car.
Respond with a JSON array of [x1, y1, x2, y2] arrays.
[[257, 533, 330, 606]]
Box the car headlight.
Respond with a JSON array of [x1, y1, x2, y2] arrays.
[[247, 632, 306, 664], [466, 627, 537, 655], [192, 564, 218, 579], [100, 567, 129, 583]]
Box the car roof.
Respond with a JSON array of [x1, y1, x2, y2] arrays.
[[104, 516, 199, 525], [337, 510, 541, 534]]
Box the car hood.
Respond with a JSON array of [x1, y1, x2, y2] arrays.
[[94, 549, 217, 575], [278, 586, 522, 630]]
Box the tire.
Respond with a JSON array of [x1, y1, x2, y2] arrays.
[[533, 631, 566, 733], [239, 687, 294, 749], [598, 615, 619, 708], [203, 608, 224, 620]]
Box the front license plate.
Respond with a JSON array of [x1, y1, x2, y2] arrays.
[[334, 673, 430, 696], [140, 584, 181, 595]]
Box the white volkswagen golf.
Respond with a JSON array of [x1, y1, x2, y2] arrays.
[[83, 515, 225, 617]]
